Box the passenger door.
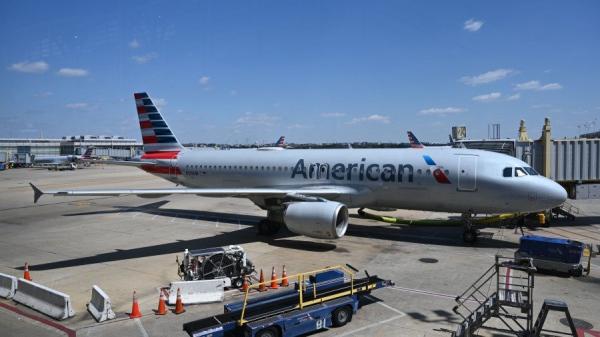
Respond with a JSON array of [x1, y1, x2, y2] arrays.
[[457, 155, 478, 191]]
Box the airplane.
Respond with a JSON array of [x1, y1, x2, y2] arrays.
[[257, 136, 287, 151], [33, 147, 95, 169], [30, 92, 567, 243], [407, 131, 424, 148]]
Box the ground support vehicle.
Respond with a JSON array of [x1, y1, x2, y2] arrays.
[[183, 265, 394, 337], [515, 235, 592, 276], [177, 245, 255, 289]]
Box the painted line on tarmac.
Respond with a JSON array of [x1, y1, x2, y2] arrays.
[[335, 295, 406, 337], [0, 301, 76, 337], [135, 318, 150, 337], [389, 286, 478, 303]]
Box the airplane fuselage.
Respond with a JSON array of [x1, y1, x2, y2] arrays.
[[143, 147, 566, 214]]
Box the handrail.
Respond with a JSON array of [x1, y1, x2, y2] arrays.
[[238, 265, 356, 325]]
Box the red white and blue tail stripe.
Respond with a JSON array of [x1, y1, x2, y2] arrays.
[[134, 92, 183, 157], [407, 131, 424, 149], [276, 136, 286, 147]]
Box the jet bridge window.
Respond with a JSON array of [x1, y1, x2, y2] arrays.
[[503, 167, 512, 177], [523, 167, 539, 175], [515, 167, 528, 177]]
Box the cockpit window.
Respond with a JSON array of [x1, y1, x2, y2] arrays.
[[503, 167, 512, 177], [515, 167, 528, 177], [523, 167, 539, 176]]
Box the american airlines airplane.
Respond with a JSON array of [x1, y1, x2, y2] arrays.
[[33, 147, 94, 169], [30, 92, 567, 242]]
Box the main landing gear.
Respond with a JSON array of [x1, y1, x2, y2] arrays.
[[462, 212, 479, 244], [257, 209, 284, 236]]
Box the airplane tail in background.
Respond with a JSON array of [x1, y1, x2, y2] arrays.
[[134, 92, 183, 157], [407, 131, 425, 149], [276, 136, 286, 147], [81, 147, 94, 159]]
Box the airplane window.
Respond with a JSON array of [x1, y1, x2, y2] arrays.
[[444, 169, 449, 175], [278, 167, 282, 171], [284, 167, 288, 171], [515, 167, 528, 177], [244, 166, 248, 169], [426, 169, 431, 175], [267, 167, 270, 171], [261, 166, 264, 170], [523, 167, 539, 175], [417, 169, 422, 175], [503, 167, 512, 177]]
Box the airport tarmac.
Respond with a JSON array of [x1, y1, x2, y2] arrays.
[[0, 165, 599, 337]]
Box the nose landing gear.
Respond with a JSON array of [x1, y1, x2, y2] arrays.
[[462, 212, 479, 243]]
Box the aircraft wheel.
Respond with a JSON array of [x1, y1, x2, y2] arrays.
[[462, 230, 478, 243], [232, 277, 244, 289], [257, 220, 281, 235]]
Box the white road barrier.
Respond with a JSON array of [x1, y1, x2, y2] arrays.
[[12, 278, 75, 320], [87, 285, 116, 322], [0, 272, 17, 299], [167, 278, 227, 305]]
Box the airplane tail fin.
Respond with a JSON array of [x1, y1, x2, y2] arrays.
[[276, 136, 286, 147], [407, 131, 425, 149], [81, 147, 94, 159], [134, 92, 183, 154]]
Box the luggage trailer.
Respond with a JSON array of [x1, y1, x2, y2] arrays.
[[183, 265, 394, 337]]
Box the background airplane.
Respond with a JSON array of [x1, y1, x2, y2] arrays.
[[33, 147, 94, 169], [30, 93, 567, 242]]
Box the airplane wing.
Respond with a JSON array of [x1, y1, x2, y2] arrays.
[[87, 160, 157, 167], [30, 183, 359, 203]]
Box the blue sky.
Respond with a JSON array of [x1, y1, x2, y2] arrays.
[[1, 1, 599, 143]]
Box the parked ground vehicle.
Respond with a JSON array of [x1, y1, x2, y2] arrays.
[[177, 245, 255, 288], [515, 235, 591, 276], [183, 265, 394, 337]]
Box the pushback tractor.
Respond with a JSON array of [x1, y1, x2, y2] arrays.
[[183, 265, 394, 337]]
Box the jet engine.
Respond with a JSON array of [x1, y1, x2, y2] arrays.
[[283, 201, 349, 239]]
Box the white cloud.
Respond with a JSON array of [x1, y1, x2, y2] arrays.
[[199, 76, 210, 86], [515, 80, 562, 91], [464, 19, 484, 32], [57, 68, 89, 77], [129, 39, 140, 49], [507, 93, 521, 101], [66, 102, 88, 109], [472, 92, 501, 102], [34, 91, 53, 98], [153, 98, 167, 107], [347, 114, 391, 124], [8, 61, 49, 74], [419, 107, 466, 115], [132, 52, 158, 64], [460, 69, 515, 86], [287, 123, 307, 129], [235, 112, 280, 127], [321, 112, 346, 118]]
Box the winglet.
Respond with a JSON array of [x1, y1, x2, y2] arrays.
[[407, 131, 425, 149], [30, 183, 43, 203]]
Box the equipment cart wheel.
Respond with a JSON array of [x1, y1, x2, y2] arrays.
[[255, 327, 279, 337], [332, 306, 352, 327], [232, 277, 244, 289]]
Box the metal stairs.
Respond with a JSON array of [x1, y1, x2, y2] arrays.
[[451, 256, 536, 337], [552, 200, 580, 220], [531, 299, 577, 337]]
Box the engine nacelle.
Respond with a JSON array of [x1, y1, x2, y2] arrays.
[[283, 201, 349, 239]]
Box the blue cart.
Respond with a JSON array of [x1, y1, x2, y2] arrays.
[[515, 235, 591, 276], [183, 265, 394, 337]]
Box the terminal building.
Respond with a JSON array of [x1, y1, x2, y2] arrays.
[[0, 136, 143, 163]]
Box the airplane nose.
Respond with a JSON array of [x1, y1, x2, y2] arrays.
[[546, 180, 567, 207]]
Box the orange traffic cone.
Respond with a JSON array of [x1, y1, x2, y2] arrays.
[[258, 269, 267, 292], [174, 288, 185, 314], [241, 274, 249, 292], [280, 265, 289, 287], [155, 290, 167, 315], [129, 290, 142, 319], [270, 266, 279, 289], [23, 262, 32, 281]]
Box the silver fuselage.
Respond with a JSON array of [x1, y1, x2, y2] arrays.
[[148, 147, 566, 214]]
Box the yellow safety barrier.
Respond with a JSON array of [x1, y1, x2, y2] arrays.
[[238, 265, 357, 326]]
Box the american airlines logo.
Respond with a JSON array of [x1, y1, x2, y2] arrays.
[[291, 159, 414, 183]]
